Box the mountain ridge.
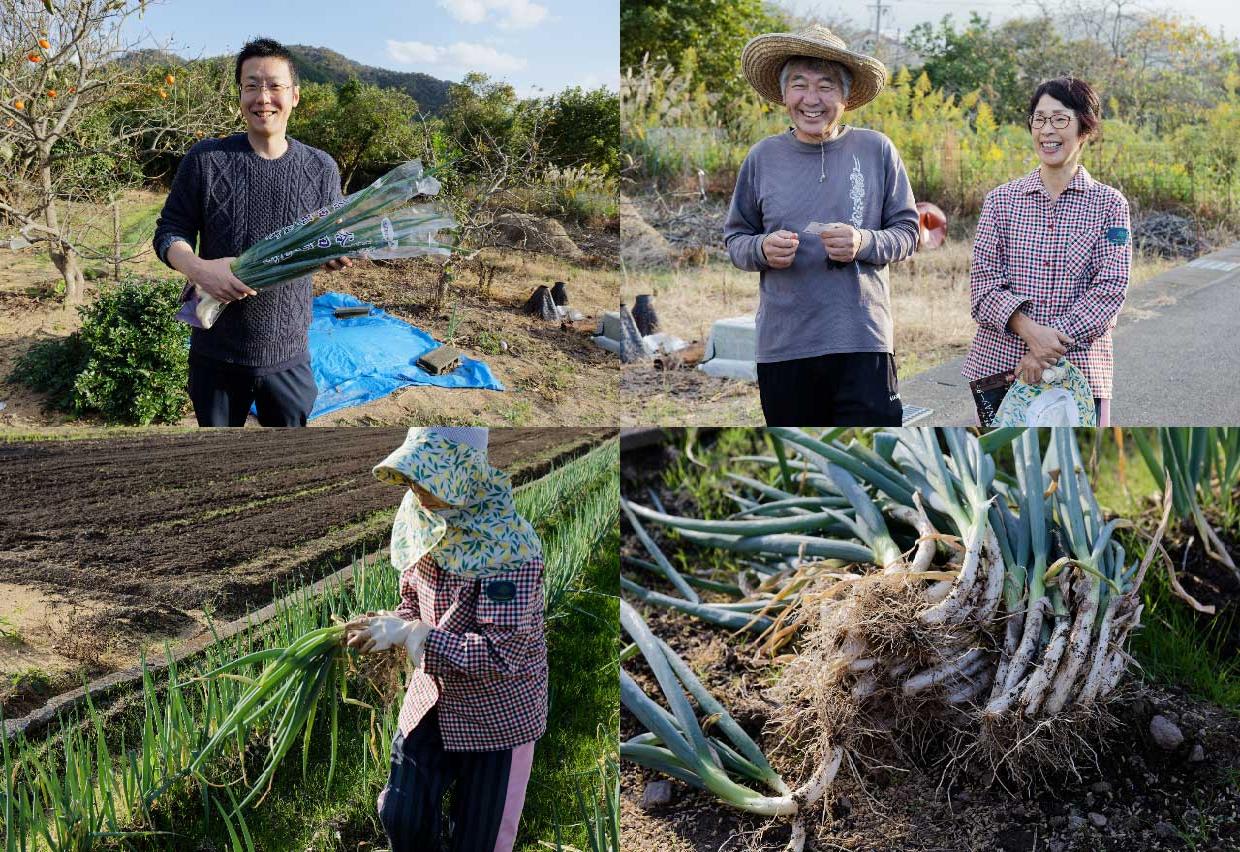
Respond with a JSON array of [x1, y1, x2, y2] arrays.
[[121, 44, 455, 115]]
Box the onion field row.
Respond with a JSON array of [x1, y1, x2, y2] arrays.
[[1, 438, 620, 852]]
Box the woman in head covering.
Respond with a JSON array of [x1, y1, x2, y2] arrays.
[[962, 77, 1131, 426], [345, 427, 546, 852]]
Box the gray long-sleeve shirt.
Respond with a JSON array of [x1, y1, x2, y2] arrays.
[[723, 127, 919, 363], [153, 134, 343, 373]]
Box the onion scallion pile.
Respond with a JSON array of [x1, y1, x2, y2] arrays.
[[178, 159, 456, 329], [621, 427, 1176, 851]]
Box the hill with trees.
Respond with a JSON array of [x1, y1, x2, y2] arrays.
[[285, 45, 452, 115]]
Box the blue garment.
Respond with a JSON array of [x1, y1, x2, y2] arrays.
[[153, 134, 343, 372]]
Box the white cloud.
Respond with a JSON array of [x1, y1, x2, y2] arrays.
[[386, 40, 528, 73], [437, 0, 548, 29]]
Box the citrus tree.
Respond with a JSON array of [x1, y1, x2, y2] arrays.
[[0, 0, 229, 302]]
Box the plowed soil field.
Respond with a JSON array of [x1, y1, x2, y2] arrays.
[[0, 427, 612, 715]]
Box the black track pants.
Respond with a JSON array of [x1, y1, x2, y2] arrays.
[[187, 358, 317, 427], [378, 710, 536, 852], [756, 351, 902, 426]]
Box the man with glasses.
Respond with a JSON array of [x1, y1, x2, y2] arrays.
[[154, 38, 349, 426]]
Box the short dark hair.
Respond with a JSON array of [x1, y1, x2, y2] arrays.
[[1028, 77, 1101, 140], [234, 38, 299, 87]]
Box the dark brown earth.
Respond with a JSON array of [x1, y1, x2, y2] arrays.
[[0, 427, 612, 715], [1166, 527, 1240, 661], [620, 448, 1240, 852]]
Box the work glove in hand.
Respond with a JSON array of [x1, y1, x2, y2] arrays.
[[345, 613, 432, 665]]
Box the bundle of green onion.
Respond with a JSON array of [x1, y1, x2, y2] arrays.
[[178, 160, 457, 329], [621, 428, 1172, 848], [183, 623, 352, 813]]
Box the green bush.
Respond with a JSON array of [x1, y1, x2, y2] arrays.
[[71, 278, 190, 425], [8, 278, 190, 424], [7, 333, 89, 412]]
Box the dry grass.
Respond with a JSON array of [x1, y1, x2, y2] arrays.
[[621, 255, 758, 344], [622, 233, 1184, 379], [889, 239, 975, 377]]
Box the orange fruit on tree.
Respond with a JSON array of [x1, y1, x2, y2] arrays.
[[28, 54, 41, 62], [165, 74, 175, 86], [47, 89, 57, 98], [38, 38, 50, 49], [13, 100, 24, 110], [158, 88, 167, 99]]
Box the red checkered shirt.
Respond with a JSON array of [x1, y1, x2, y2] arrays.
[[961, 166, 1131, 399], [394, 553, 548, 751]]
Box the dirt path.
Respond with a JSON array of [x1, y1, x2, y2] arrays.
[[0, 427, 612, 715]]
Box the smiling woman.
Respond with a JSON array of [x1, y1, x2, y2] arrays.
[[962, 76, 1130, 427]]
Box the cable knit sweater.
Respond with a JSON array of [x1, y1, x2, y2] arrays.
[[153, 134, 343, 373]]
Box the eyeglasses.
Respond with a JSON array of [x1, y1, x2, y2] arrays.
[[240, 82, 292, 94], [1029, 113, 1072, 130]]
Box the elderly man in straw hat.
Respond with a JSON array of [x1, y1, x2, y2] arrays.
[[724, 25, 919, 426]]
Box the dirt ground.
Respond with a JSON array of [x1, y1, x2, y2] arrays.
[[619, 442, 1240, 852], [0, 427, 612, 717], [0, 190, 619, 428], [1167, 529, 1240, 662]]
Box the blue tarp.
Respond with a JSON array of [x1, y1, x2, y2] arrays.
[[305, 292, 503, 420]]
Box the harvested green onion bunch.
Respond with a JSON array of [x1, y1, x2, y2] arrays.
[[621, 428, 1170, 851], [183, 623, 357, 813], [178, 160, 456, 329]]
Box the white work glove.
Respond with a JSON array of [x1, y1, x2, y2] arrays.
[[345, 613, 433, 665]]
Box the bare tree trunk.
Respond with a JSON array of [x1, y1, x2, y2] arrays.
[[435, 263, 454, 312], [40, 159, 85, 303], [112, 199, 122, 282]]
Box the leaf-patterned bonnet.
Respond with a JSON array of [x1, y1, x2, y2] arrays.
[[373, 428, 541, 577]]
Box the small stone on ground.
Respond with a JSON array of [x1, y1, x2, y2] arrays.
[[1150, 714, 1185, 750], [641, 780, 672, 809]]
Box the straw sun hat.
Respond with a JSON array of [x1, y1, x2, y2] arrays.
[[741, 24, 888, 111]]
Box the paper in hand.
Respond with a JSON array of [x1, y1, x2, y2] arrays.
[[805, 221, 841, 235]]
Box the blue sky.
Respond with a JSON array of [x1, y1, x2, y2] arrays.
[[122, 0, 619, 96]]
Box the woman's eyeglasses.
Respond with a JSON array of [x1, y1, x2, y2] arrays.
[[1029, 113, 1073, 130]]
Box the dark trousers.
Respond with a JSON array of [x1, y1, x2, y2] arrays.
[[379, 710, 534, 852], [757, 352, 902, 426], [187, 358, 316, 427]]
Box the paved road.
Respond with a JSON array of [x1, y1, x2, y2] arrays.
[[900, 242, 1240, 425]]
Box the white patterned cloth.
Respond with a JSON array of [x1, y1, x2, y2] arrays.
[[373, 428, 541, 577], [427, 427, 488, 455]]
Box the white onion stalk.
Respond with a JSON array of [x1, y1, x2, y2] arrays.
[[903, 647, 988, 696], [1018, 617, 1072, 716]]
